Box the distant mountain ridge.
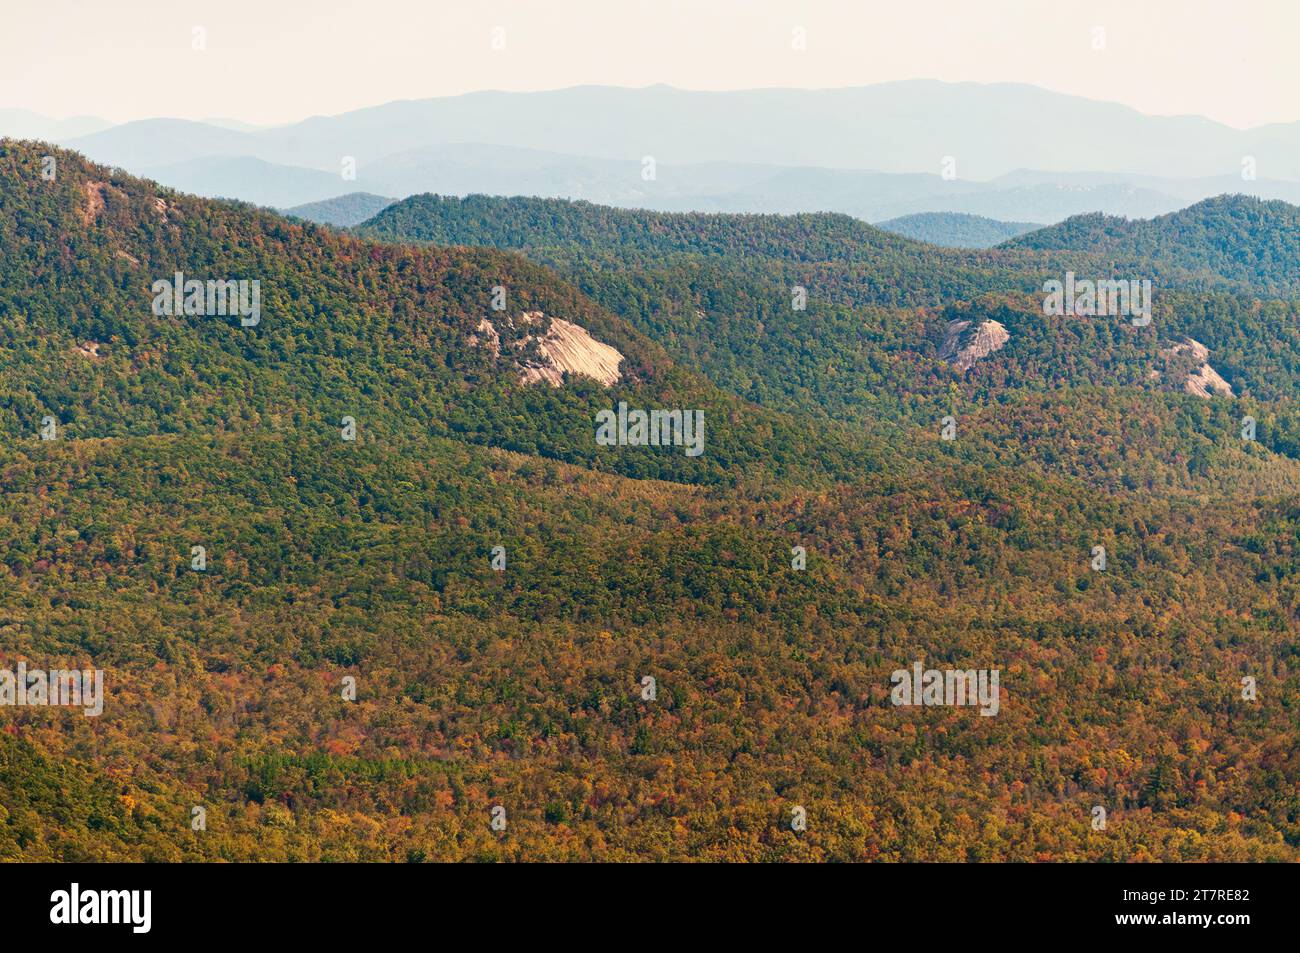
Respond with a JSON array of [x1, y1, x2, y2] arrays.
[[105, 144, 1252, 223], [284, 192, 396, 227], [878, 212, 1041, 248], [0, 108, 112, 141], [138, 155, 349, 208], [62, 82, 1300, 181], [36, 82, 1300, 224], [1004, 194, 1300, 296]]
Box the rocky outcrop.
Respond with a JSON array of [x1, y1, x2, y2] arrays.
[[469, 311, 623, 387], [1183, 363, 1233, 398], [1163, 338, 1210, 364], [1159, 338, 1232, 398], [519, 316, 624, 387], [939, 318, 1009, 371], [468, 318, 501, 358]]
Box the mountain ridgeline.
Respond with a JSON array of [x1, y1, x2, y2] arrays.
[[360, 191, 1300, 299], [283, 191, 396, 227], [1004, 195, 1300, 297], [46, 83, 1300, 222], [356, 191, 1300, 465], [877, 212, 1042, 248]]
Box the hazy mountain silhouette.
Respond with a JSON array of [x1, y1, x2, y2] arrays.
[[48, 82, 1300, 224], [65, 82, 1300, 181], [0, 108, 111, 141]]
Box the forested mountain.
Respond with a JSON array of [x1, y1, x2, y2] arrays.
[[1004, 195, 1300, 297], [0, 141, 872, 488], [362, 191, 1300, 299], [877, 212, 1041, 248], [356, 192, 1300, 452], [2, 142, 1300, 862], [283, 192, 396, 227], [357, 192, 1066, 309]]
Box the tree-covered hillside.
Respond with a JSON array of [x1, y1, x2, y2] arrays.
[[876, 212, 1041, 248], [0, 141, 884, 488], [1004, 195, 1300, 297], [283, 192, 396, 228], [1, 144, 1299, 862], [356, 192, 1300, 470]]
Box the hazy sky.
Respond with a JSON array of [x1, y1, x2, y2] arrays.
[[4, 0, 1295, 128]]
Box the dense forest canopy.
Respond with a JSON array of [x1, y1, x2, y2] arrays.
[[358, 191, 1300, 459], [1004, 195, 1300, 297], [876, 212, 1042, 248], [0, 142, 1297, 861]]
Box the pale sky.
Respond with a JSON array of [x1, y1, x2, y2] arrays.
[[4, 0, 1295, 129]]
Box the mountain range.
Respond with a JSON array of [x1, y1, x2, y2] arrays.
[[9, 82, 1300, 234], [56, 82, 1300, 180]]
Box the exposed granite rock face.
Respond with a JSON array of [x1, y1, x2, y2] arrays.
[[468, 318, 501, 358], [469, 311, 623, 387], [518, 316, 624, 387], [939, 318, 1010, 370], [1163, 338, 1211, 364], [1159, 338, 1232, 398], [1183, 363, 1233, 398]]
